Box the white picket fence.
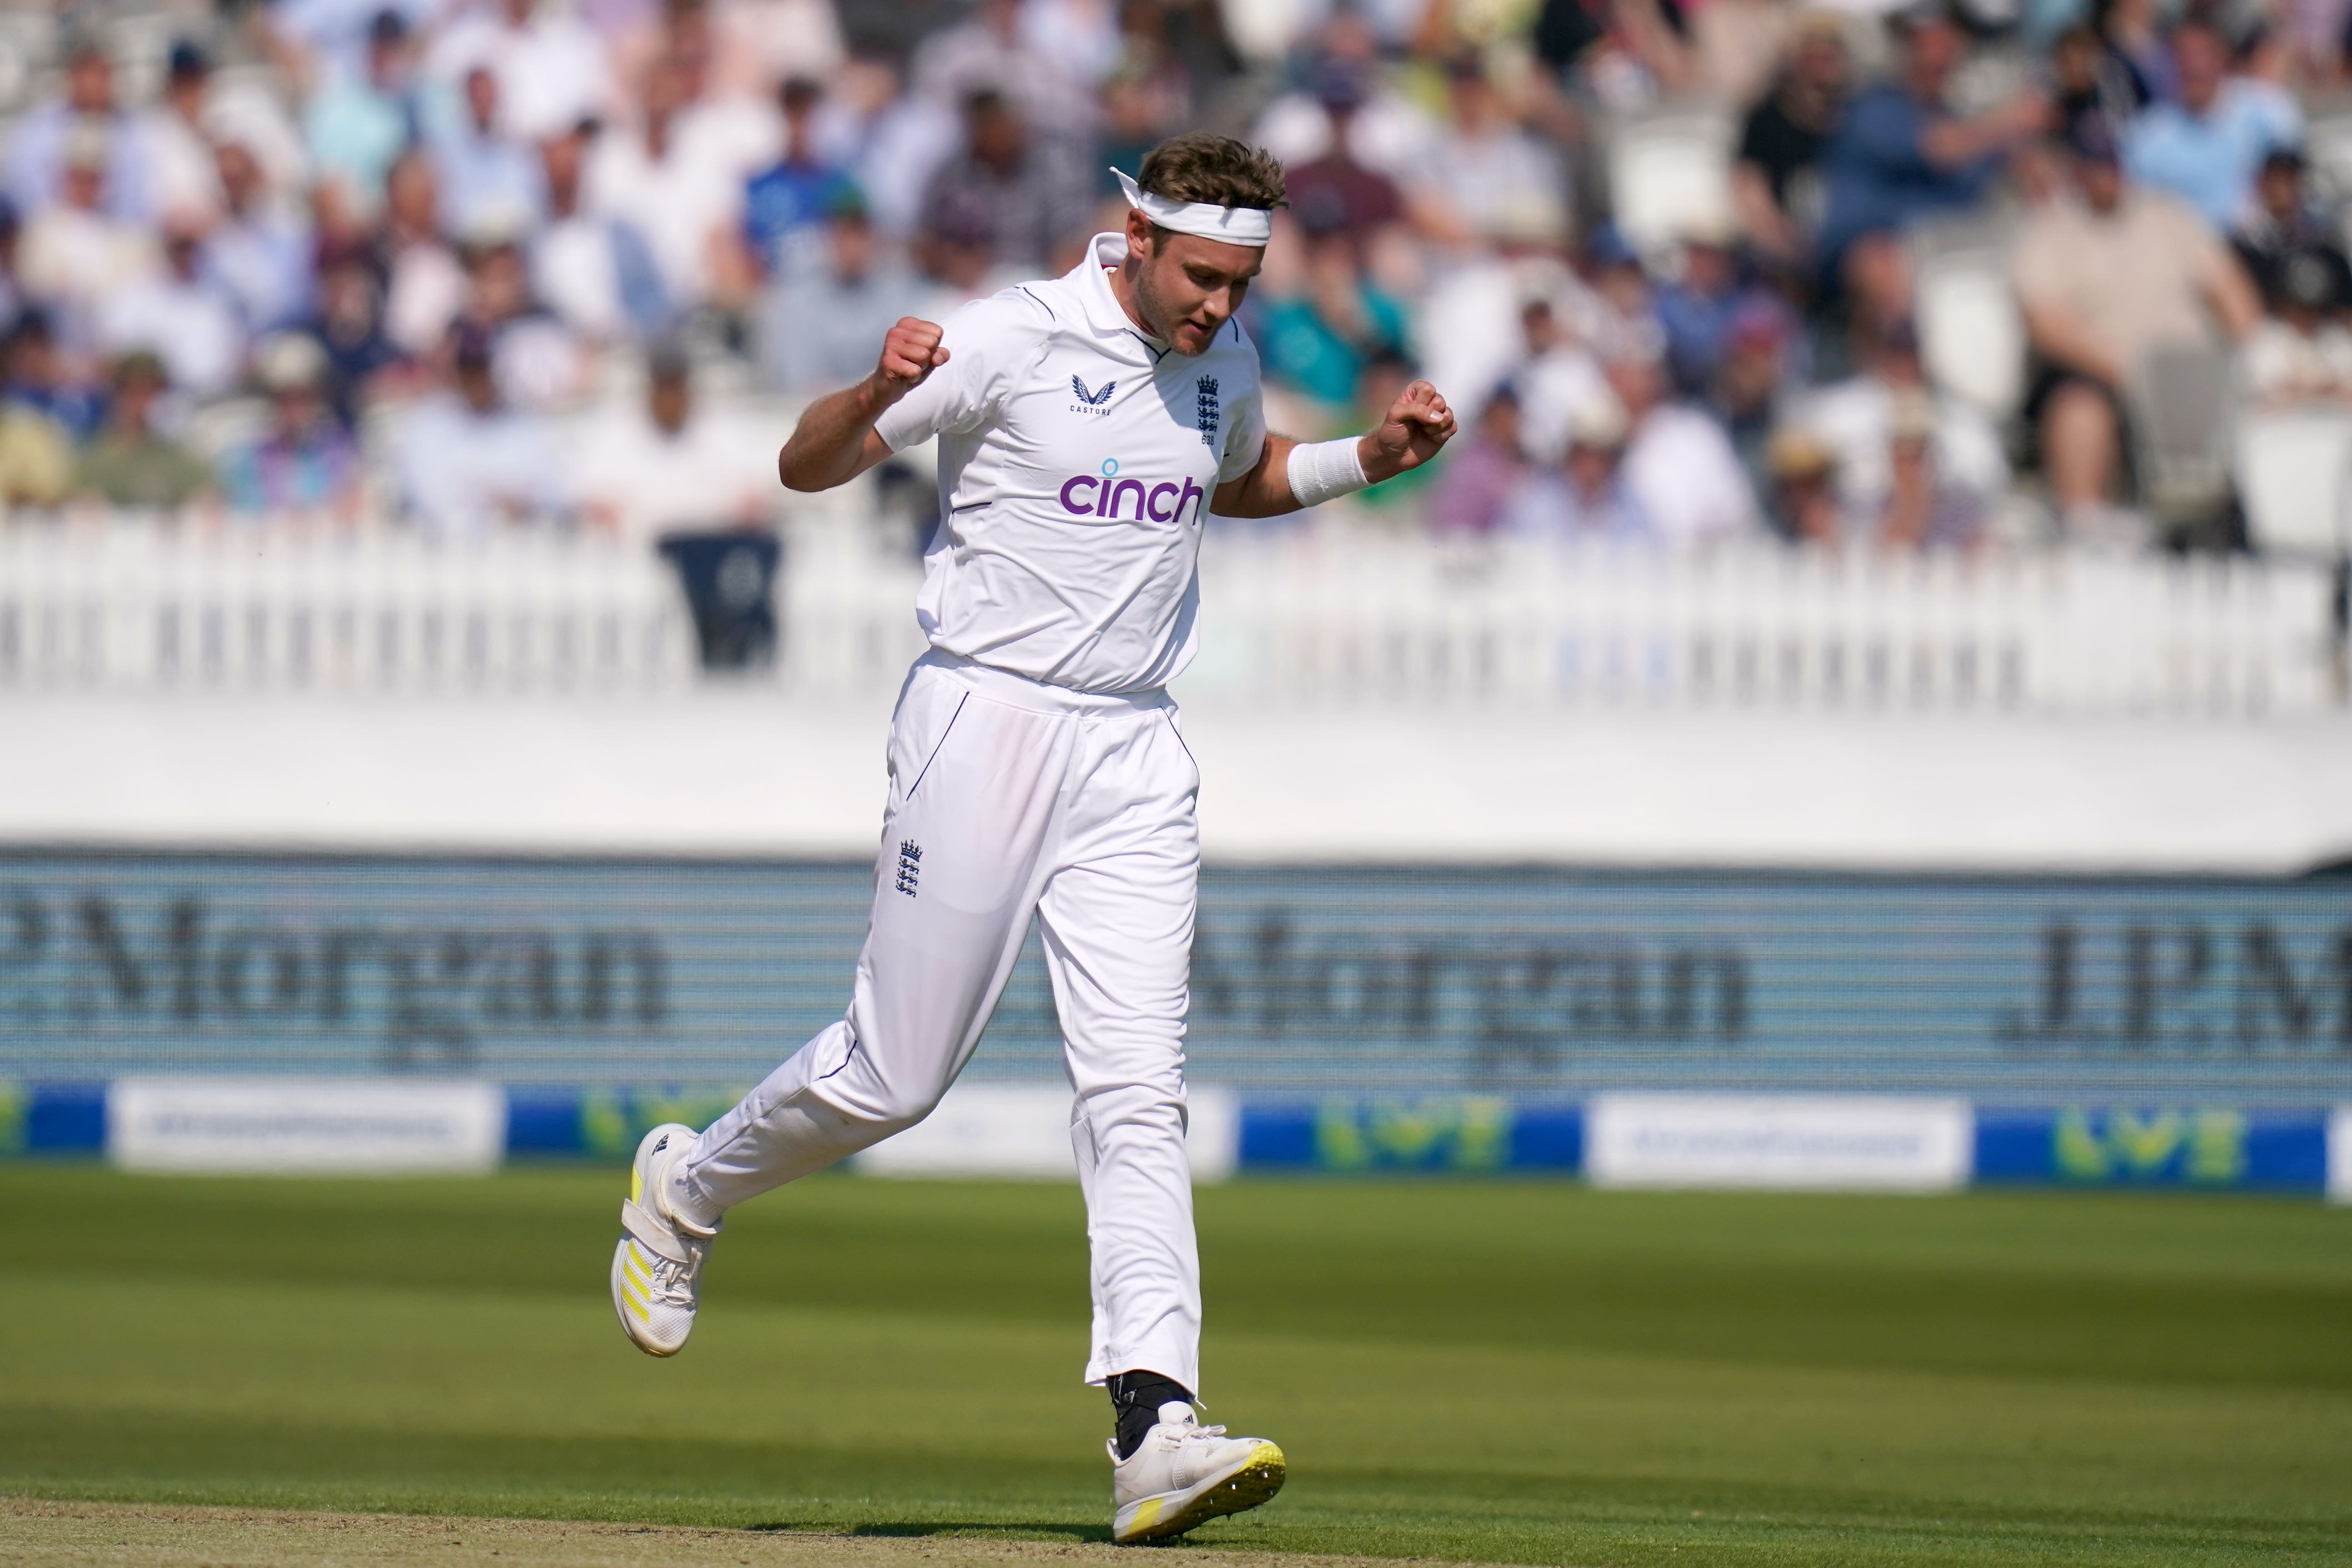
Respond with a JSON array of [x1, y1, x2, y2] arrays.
[[1186, 529, 2344, 715], [0, 515, 2340, 714], [0, 522, 695, 693]]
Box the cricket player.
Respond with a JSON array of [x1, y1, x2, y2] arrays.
[[609, 132, 1455, 1544]]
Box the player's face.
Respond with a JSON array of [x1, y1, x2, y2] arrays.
[[1131, 219, 1264, 356]]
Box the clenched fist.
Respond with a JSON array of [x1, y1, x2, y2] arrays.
[[871, 317, 948, 403], [1364, 380, 1457, 479]]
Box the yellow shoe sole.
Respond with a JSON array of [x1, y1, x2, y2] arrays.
[[1116, 1442, 1286, 1544]]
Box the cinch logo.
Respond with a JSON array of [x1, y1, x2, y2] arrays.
[[1058, 459, 1205, 524]]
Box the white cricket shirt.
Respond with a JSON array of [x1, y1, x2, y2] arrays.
[[874, 232, 1267, 695]]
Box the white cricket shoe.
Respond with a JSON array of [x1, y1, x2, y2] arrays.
[[609, 1122, 717, 1357], [1110, 1401, 1286, 1544]]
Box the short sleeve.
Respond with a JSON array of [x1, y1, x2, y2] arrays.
[[1217, 365, 1267, 484], [872, 293, 1050, 452]]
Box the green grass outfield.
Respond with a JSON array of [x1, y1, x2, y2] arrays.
[[3, 1165, 2349, 1567]]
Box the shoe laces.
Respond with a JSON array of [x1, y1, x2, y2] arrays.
[[640, 1238, 704, 1305], [1160, 1414, 1227, 1449]]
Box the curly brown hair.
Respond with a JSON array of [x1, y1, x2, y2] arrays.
[[1136, 132, 1287, 212]]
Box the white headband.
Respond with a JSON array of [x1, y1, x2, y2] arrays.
[[1113, 168, 1274, 247]]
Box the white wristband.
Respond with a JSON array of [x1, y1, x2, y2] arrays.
[[1286, 437, 1370, 509]]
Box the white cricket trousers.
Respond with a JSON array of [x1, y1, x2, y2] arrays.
[[676, 650, 1208, 1393]]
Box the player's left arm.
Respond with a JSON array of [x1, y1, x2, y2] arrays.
[[1211, 380, 1457, 518]]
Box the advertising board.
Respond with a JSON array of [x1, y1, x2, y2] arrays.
[[1, 851, 2347, 1100]]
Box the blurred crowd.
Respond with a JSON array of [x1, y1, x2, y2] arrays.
[[0, 0, 2344, 550]]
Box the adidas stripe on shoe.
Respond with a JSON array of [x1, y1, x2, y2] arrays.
[[610, 1122, 716, 1357]]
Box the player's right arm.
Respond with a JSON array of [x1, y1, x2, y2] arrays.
[[776, 317, 949, 493]]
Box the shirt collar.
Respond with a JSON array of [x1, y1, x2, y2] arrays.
[[1070, 231, 1171, 360]]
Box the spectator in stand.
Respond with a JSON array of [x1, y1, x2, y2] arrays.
[[1790, 318, 2005, 545], [1100, 55, 1185, 192], [1503, 395, 1654, 541], [220, 333, 364, 516], [392, 329, 567, 536], [1514, 292, 1610, 465], [1813, 0, 2049, 281], [2091, 0, 2170, 106], [2233, 148, 2349, 309], [2124, 21, 2300, 234], [2013, 120, 2260, 526], [1820, 228, 1915, 380], [697, 0, 849, 105], [1763, 425, 1843, 541], [307, 10, 424, 217], [534, 123, 671, 342], [96, 216, 247, 400], [1710, 295, 1798, 499], [271, 0, 457, 90], [576, 343, 772, 538], [916, 89, 1092, 279], [153, 40, 308, 212], [584, 53, 750, 313], [382, 149, 467, 354], [1733, 12, 1851, 269], [760, 197, 922, 394], [1, 312, 103, 441], [741, 78, 861, 282], [17, 128, 158, 333], [913, 189, 1003, 315], [662, 9, 790, 199], [2049, 24, 2146, 146], [1427, 381, 1529, 536], [428, 0, 616, 144], [1530, 0, 1699, 109], [911, 0, 1090, 140], [454, 237, 590, 409], [1412, 55, 1569, 251], [2243, 248, 2352, 405], [76, 350, 213, 509], [0, 397, 71, 506], [1654, 220, 1769, 397], [1257, 227, 1411, 415], [430, 67, 549, 239], [1281, 68, 1407, 256], [6, 37, 153, 224], [1879, 388, 1986, 547], [147, 44, 227, 222], [309, 243, 406, 424], [203, 142, 316, 336], [1607, 347, 1761, 540]]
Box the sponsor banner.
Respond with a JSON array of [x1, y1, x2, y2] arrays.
[[1974, 1107, 2328, 1192], [22, 1083, 105, 1153], [108, 1079, 505, 1174], [2331, 1108, 2352, 1204], [854, 1084, 1240, 1182], [4, 850, 2352, 1102], [1586, 1094, 1973, 1191], [504, 1085, 748, 1161], [1240, 1099, 1581, 1173]]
